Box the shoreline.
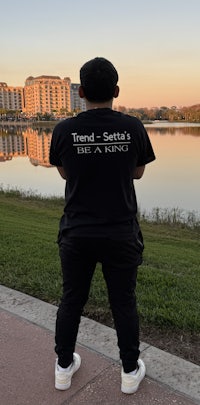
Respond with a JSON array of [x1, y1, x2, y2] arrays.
[[1, 120, 200, 128], [0, 120, 57, 128]]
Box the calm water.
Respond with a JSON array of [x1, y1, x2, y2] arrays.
[[1, 122, 200, 215]]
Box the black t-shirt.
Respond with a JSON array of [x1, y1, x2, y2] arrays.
[[50, 108, 155, 238]]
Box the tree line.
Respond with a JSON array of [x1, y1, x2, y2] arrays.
[[1, 104, 200, 122], [116, 104, 200, 122]]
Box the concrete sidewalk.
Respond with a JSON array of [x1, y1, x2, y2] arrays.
[[0, 285, 199, 405]]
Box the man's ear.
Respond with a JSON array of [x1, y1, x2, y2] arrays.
[[114, 85, 119, 98], [79, 85, 85, 98]]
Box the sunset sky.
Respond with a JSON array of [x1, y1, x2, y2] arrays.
[[1, 0, 200, 108]]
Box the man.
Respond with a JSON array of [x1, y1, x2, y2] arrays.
[[49, 57, 155, 394]]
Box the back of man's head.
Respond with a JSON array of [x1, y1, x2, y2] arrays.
[[80, 57, 118, 103]]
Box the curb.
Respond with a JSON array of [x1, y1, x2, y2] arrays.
[[0, 284, 199, 404]]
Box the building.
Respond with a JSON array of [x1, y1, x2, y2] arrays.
[[70, 83, 86, 112], [0, 77, 87, 117], [24, 75, 71, 117], [0, 82, 24, 111]]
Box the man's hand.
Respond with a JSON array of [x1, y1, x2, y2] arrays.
[[57, 166, 67, 179], [133, 165, 145, 179]]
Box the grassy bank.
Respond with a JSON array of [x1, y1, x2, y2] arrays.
[[0, 189, 200, 360]]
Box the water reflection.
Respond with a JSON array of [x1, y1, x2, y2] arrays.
[[0, 124, 200, 214], [1, 125, 200, 168], [146, 126, 200, 137], [0, 126, 52, 167]]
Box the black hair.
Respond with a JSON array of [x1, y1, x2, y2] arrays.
[[80, 57, 118, 102]]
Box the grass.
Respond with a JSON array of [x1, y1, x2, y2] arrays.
[[0, 188, 200, 336]]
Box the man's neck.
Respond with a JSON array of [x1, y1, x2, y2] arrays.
[[85, 99, 113, 111]]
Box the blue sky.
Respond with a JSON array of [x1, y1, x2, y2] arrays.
[[1, 0, 200, 107]]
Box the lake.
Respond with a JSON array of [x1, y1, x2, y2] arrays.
[[0, 122, 200, 216]]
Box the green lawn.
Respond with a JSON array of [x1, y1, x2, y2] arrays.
[[0, 189, 200, 335]]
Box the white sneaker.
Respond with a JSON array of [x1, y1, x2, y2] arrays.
[[55, 353, 81, 390], [121, 358, 146, 394]]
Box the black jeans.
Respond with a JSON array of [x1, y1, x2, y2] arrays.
[[55, 236, 142, 373]]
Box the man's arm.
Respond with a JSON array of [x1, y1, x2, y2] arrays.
[[57, 166, 67, 180], [133, 165, 145, 179]]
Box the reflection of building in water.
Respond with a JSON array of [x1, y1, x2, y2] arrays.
[[0, 128, 52, 167], [0, 82, 24, 110], [24, 76, 71, 116], [0, 128, 26, 161], [71, 83, 86, 112], [24, 128, 52, 167]]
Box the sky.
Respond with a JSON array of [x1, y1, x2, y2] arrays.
[[1, 0, 200, 108]]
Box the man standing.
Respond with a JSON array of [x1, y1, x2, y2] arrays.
[[49, 57, 155, 394]]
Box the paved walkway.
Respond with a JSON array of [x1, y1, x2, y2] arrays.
[[0, 285, 199, 405]]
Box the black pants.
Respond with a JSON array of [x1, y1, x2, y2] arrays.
[[55, 236, 141, 373]]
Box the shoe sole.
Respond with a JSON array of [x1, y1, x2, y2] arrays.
[[55, 381, 71, 390]]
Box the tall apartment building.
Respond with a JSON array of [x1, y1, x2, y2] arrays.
[[0, 82, 24, 111], [71, 83, 86, 112], [24, 75, 71, 116]]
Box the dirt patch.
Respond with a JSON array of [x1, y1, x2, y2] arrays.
[[83, 310, 200, 366], [140, 325, 200, 366]]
